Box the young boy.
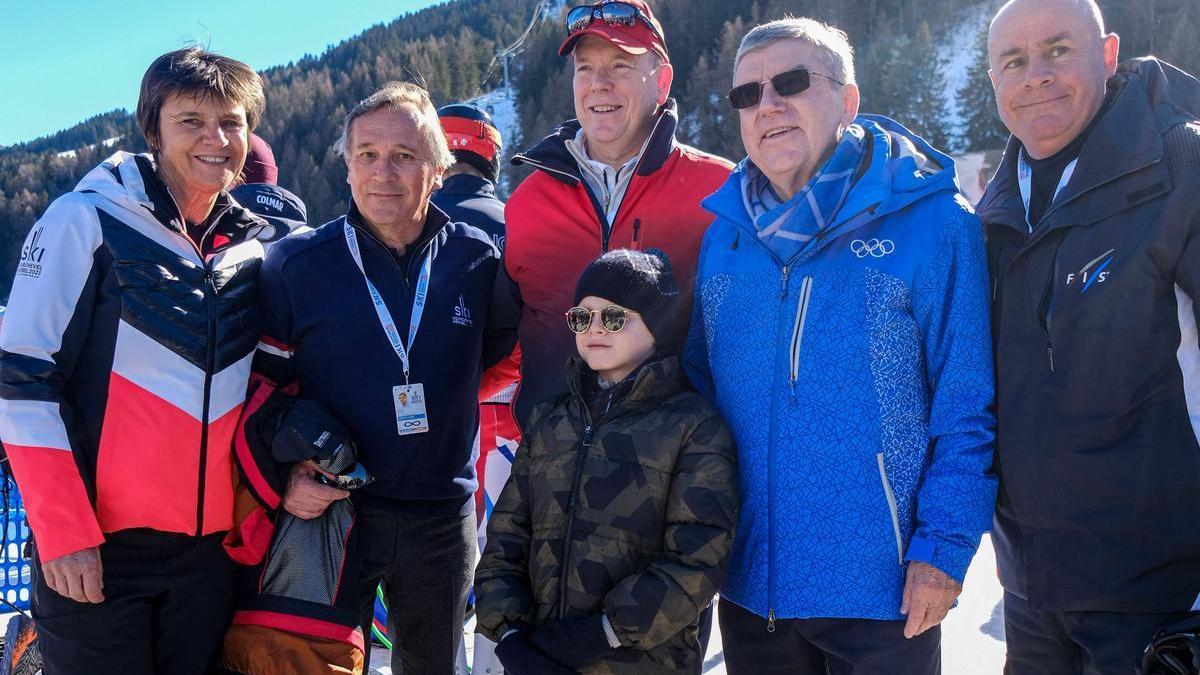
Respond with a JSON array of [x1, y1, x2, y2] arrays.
[[475, 249, 739, 675]]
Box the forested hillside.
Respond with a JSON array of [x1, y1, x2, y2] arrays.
[[1, 0, 1197, 299]]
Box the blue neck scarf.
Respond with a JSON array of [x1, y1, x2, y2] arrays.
[[740, 125, 866, 261]]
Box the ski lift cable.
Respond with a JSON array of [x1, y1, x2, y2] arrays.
[[473, 0, 552, 97]]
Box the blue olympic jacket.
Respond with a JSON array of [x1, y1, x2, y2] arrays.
[[684, 115, 997, 621]]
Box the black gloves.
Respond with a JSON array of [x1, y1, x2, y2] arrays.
[[494, 631, 575, 675], [271, 399, 355, 469], [528, 614, 618, 671]]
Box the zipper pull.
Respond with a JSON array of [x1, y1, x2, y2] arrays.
[[1047, 346, 1055, 373], [582, 425, 593, 447], [779, 267, 790, 298], [631, 218, 642, 247], [203, 270, 217, 292], [767, 609, 776, 633]]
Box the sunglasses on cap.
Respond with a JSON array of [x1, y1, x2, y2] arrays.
[[565, 305, 639, 334], [728, 67, 844, 110], [566, 2, 665, 42]]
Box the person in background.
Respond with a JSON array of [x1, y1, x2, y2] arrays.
[[238, 133, 279, 186], [477, 248, 738, 675], [979, 0, 1200, 671], [0, 47, 268, 674], [433, 101, 520, 672]]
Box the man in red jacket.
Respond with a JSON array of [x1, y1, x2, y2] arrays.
[[504, 0, 733, 426]]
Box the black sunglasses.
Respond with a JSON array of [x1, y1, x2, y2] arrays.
[[565, 305, 639, 334], [566, 2, 664, 42], [728, 67, 844, 110]]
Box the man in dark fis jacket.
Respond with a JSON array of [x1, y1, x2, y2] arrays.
[[241, 82, 518, 675], [980, 0, 1200, 671]]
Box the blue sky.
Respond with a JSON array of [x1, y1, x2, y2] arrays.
[[0, 0, 442, 147]]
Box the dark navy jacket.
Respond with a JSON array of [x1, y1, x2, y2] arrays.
[[251, 201, 518, 509], [433, 173, 506, 254], [979, 58, 1200, 612]]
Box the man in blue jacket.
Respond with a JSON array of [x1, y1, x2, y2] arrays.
[[248, 82, 518, 675], [684, 17, 997, 674]]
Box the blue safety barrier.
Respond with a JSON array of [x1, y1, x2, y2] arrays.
[[0, 476, 32, 612]]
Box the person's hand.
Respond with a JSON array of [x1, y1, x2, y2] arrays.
[[42, 547, 104, 603], [528, 614, 616, 669], [900, 561, 962, 638], [282, 460, 349, 519], [494, 631, 575, 675]]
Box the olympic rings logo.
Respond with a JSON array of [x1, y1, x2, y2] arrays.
[[850, 238, 895, 258]]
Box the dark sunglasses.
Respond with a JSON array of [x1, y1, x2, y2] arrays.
[[727, 67, 844, 109], [566, 2, 664, 42], [565, 305, 639, 334]]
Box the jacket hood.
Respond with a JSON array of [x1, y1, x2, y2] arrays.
[[75, 151, 167, 216], [703, 114, 960, 240], [513, 99, 681, 183], [978, 57, 1200, 226], [75, 151, 262, 236]]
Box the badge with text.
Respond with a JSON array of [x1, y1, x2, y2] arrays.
[[393, 383, 430, 436]]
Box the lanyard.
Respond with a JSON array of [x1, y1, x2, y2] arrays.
[[1017, 149, 1078, 233], [343, 220, 432, 384]]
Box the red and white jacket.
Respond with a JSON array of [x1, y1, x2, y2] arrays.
[[0, 151, 267, 562]]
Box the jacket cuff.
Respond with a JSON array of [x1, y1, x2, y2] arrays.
[[903, 534, 974, 583]]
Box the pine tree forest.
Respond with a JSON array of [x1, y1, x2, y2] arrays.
[[0, 0, 1197, 299]]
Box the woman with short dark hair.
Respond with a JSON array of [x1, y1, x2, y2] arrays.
[[0, 47, 271, 674]]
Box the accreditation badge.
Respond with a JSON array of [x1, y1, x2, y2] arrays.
[[393, 383, 430, 435]]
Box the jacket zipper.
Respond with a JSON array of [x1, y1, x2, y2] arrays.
[[163, 188, 224, 541], [789, 277, 814, 392], [876, 453, 905, 564], [744, 202, 880, 634], [765, 264, 794, 634], [557, 417, 594, 619], [196, 270, 217, 539], [631, 218, 642, 248], [1038, 238, 1066, 374]]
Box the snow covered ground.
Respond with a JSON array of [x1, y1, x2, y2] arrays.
[[369, 535, 1007, 674]]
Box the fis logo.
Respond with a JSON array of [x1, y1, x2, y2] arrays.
[[17, 227, 47, 278], [452, 295, 474, 327], [1065, 248, 1114, 293]]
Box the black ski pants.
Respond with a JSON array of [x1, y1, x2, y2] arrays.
[[32, 530, 235, 675]]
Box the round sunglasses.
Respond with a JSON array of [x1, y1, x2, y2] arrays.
[[728, 67, 844, 109], [565, 305, 639, 334]]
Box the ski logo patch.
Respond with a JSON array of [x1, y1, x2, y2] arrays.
[[1064, 249, 1114, 293], [452, 295, 474, 327], [17, 226, 47, 278]]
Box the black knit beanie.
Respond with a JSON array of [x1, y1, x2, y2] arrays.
[[573, 248, 679, 345]]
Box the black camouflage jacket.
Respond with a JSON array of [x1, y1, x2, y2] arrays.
[[476, 355, 738, 674]]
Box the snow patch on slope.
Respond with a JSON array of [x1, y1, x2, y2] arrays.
[[942, 2, 993, 151], [56, 135, 122, 159], [467, 87, 521, 194]]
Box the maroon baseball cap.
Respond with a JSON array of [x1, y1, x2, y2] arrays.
[[558, 1, 669, 64]]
